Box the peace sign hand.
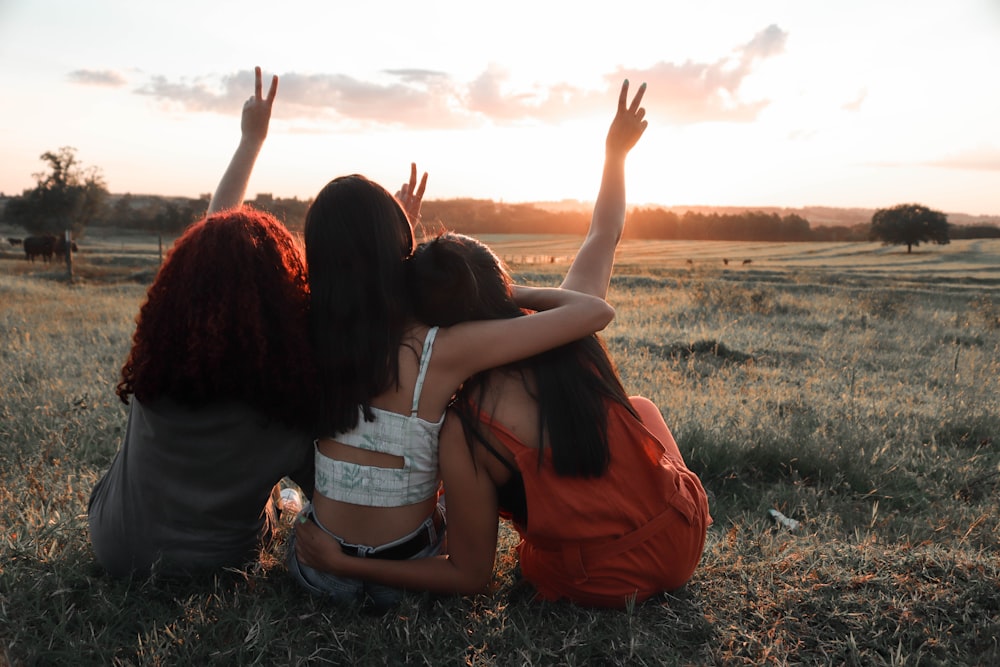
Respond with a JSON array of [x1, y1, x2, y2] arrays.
[[606, 80, 647, 159], [396, 162, 429, 225], [241, 66, 278, 144]]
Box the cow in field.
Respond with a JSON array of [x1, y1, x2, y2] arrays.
[[8, 237, 22, 246], [23, 235, 77, 261], [23, 235, 57, 262]]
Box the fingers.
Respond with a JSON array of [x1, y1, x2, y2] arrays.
[[253, 66, 278, 105], [414, 170, 428, 202], [618, 80, 629, 111], [402, 163, 428, 203], [629, 82, 647, 113], [294, 518, 314, 555], [266, 74, 278, 105]]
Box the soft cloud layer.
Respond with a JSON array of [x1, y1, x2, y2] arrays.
[[929, 146, 1000, 172], [67, 69, 127, 87], [612, 24, 787, 123], [136, 72, 253, 113], [4, 0, 997, 213], [127, 25, 787, 129]]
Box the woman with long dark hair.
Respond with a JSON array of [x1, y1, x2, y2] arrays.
[[294, 81, 712, 608]]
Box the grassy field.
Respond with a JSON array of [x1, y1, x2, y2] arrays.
[[1, 234, 998, 665]]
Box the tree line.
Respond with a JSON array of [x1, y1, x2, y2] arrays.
[[3, 147, 999, 249]]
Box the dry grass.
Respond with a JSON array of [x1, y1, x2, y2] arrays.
[[1, 238, 998, 666]]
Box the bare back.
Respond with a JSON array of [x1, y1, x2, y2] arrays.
[[313, 323, 444, 545], [464, 368, 545, 488]]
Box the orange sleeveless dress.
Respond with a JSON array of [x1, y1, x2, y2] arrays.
[[480, 401, 711, 608]]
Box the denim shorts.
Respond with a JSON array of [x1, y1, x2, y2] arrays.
[[287, 503, 445, 610]]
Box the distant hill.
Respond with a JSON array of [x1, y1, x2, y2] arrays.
[[2, 192, 998, 238], [531, 201, 1000, 228]]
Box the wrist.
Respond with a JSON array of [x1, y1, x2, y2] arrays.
[[238, 136, 266, 152], [605, 148, 629, 161]]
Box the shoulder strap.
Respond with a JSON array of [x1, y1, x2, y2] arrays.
[[410, 326, 439, 416], [458, 405, 520, 478]]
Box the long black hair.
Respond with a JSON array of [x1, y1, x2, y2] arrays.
[[305, 175, 415, 436], [407, 232, 637, 477]]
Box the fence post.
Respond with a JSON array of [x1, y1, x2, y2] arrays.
[[64, 229, 73, 282]]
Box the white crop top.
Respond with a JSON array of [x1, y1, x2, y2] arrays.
[[314, 327, 444, 507]]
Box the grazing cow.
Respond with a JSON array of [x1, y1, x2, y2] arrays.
[[8, 237, 22, 246], [24, 235, 57, 262], [742, 259, 753, 265]]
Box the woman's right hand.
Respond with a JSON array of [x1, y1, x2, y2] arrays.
[[241, 66, 278, 146], [207, 65, 278, 214], [294, 515, 353, 574]]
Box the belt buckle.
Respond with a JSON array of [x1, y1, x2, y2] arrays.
[[339, 543, 363, 557]]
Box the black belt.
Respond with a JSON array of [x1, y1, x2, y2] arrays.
[[339, 507, 445, 560]]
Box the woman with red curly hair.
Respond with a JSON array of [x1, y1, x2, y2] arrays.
[[88, 71, 318, 577]]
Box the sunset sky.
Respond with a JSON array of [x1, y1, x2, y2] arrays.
[[2, 0, 999, 216]]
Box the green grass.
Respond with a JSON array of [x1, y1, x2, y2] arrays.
[[2, 239, 999, 665]]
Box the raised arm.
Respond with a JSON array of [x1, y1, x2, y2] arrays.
[[294, 412, 500, 595], [560, 80, 647, 298], [207, 66, 278, 214]]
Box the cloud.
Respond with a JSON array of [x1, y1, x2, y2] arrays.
[[612, 24, 788, 123], [135, 70, 256, 113], [465, 65, 603, 123], [928, 146, 1000, 172], [130, 25, 786, 128], [842, 88, 868, 112], [276, 69, 472, 129], [135, 68, 475, 129], [744, 24, 788, 60], [67, 69, 128, 87]]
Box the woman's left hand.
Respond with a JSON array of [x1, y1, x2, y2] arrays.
[[606, 79, 647, 159]]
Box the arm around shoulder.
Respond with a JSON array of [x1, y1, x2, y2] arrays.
[[439, 285, 614, 383]]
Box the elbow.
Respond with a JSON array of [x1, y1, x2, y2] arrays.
[[596, 301, 616, 331], [449, 560, 495, 595], [457, 571, 494, 596]]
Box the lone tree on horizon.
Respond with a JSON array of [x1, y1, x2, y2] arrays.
[[869, 203, 949, 254], [3, 146, 108, 236]]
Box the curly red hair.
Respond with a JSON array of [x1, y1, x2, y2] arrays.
[[117, 207, 317, 429]]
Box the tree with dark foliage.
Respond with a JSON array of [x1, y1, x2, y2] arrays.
[[869, 203, 949, 254], [5, 146, 108, 236]]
